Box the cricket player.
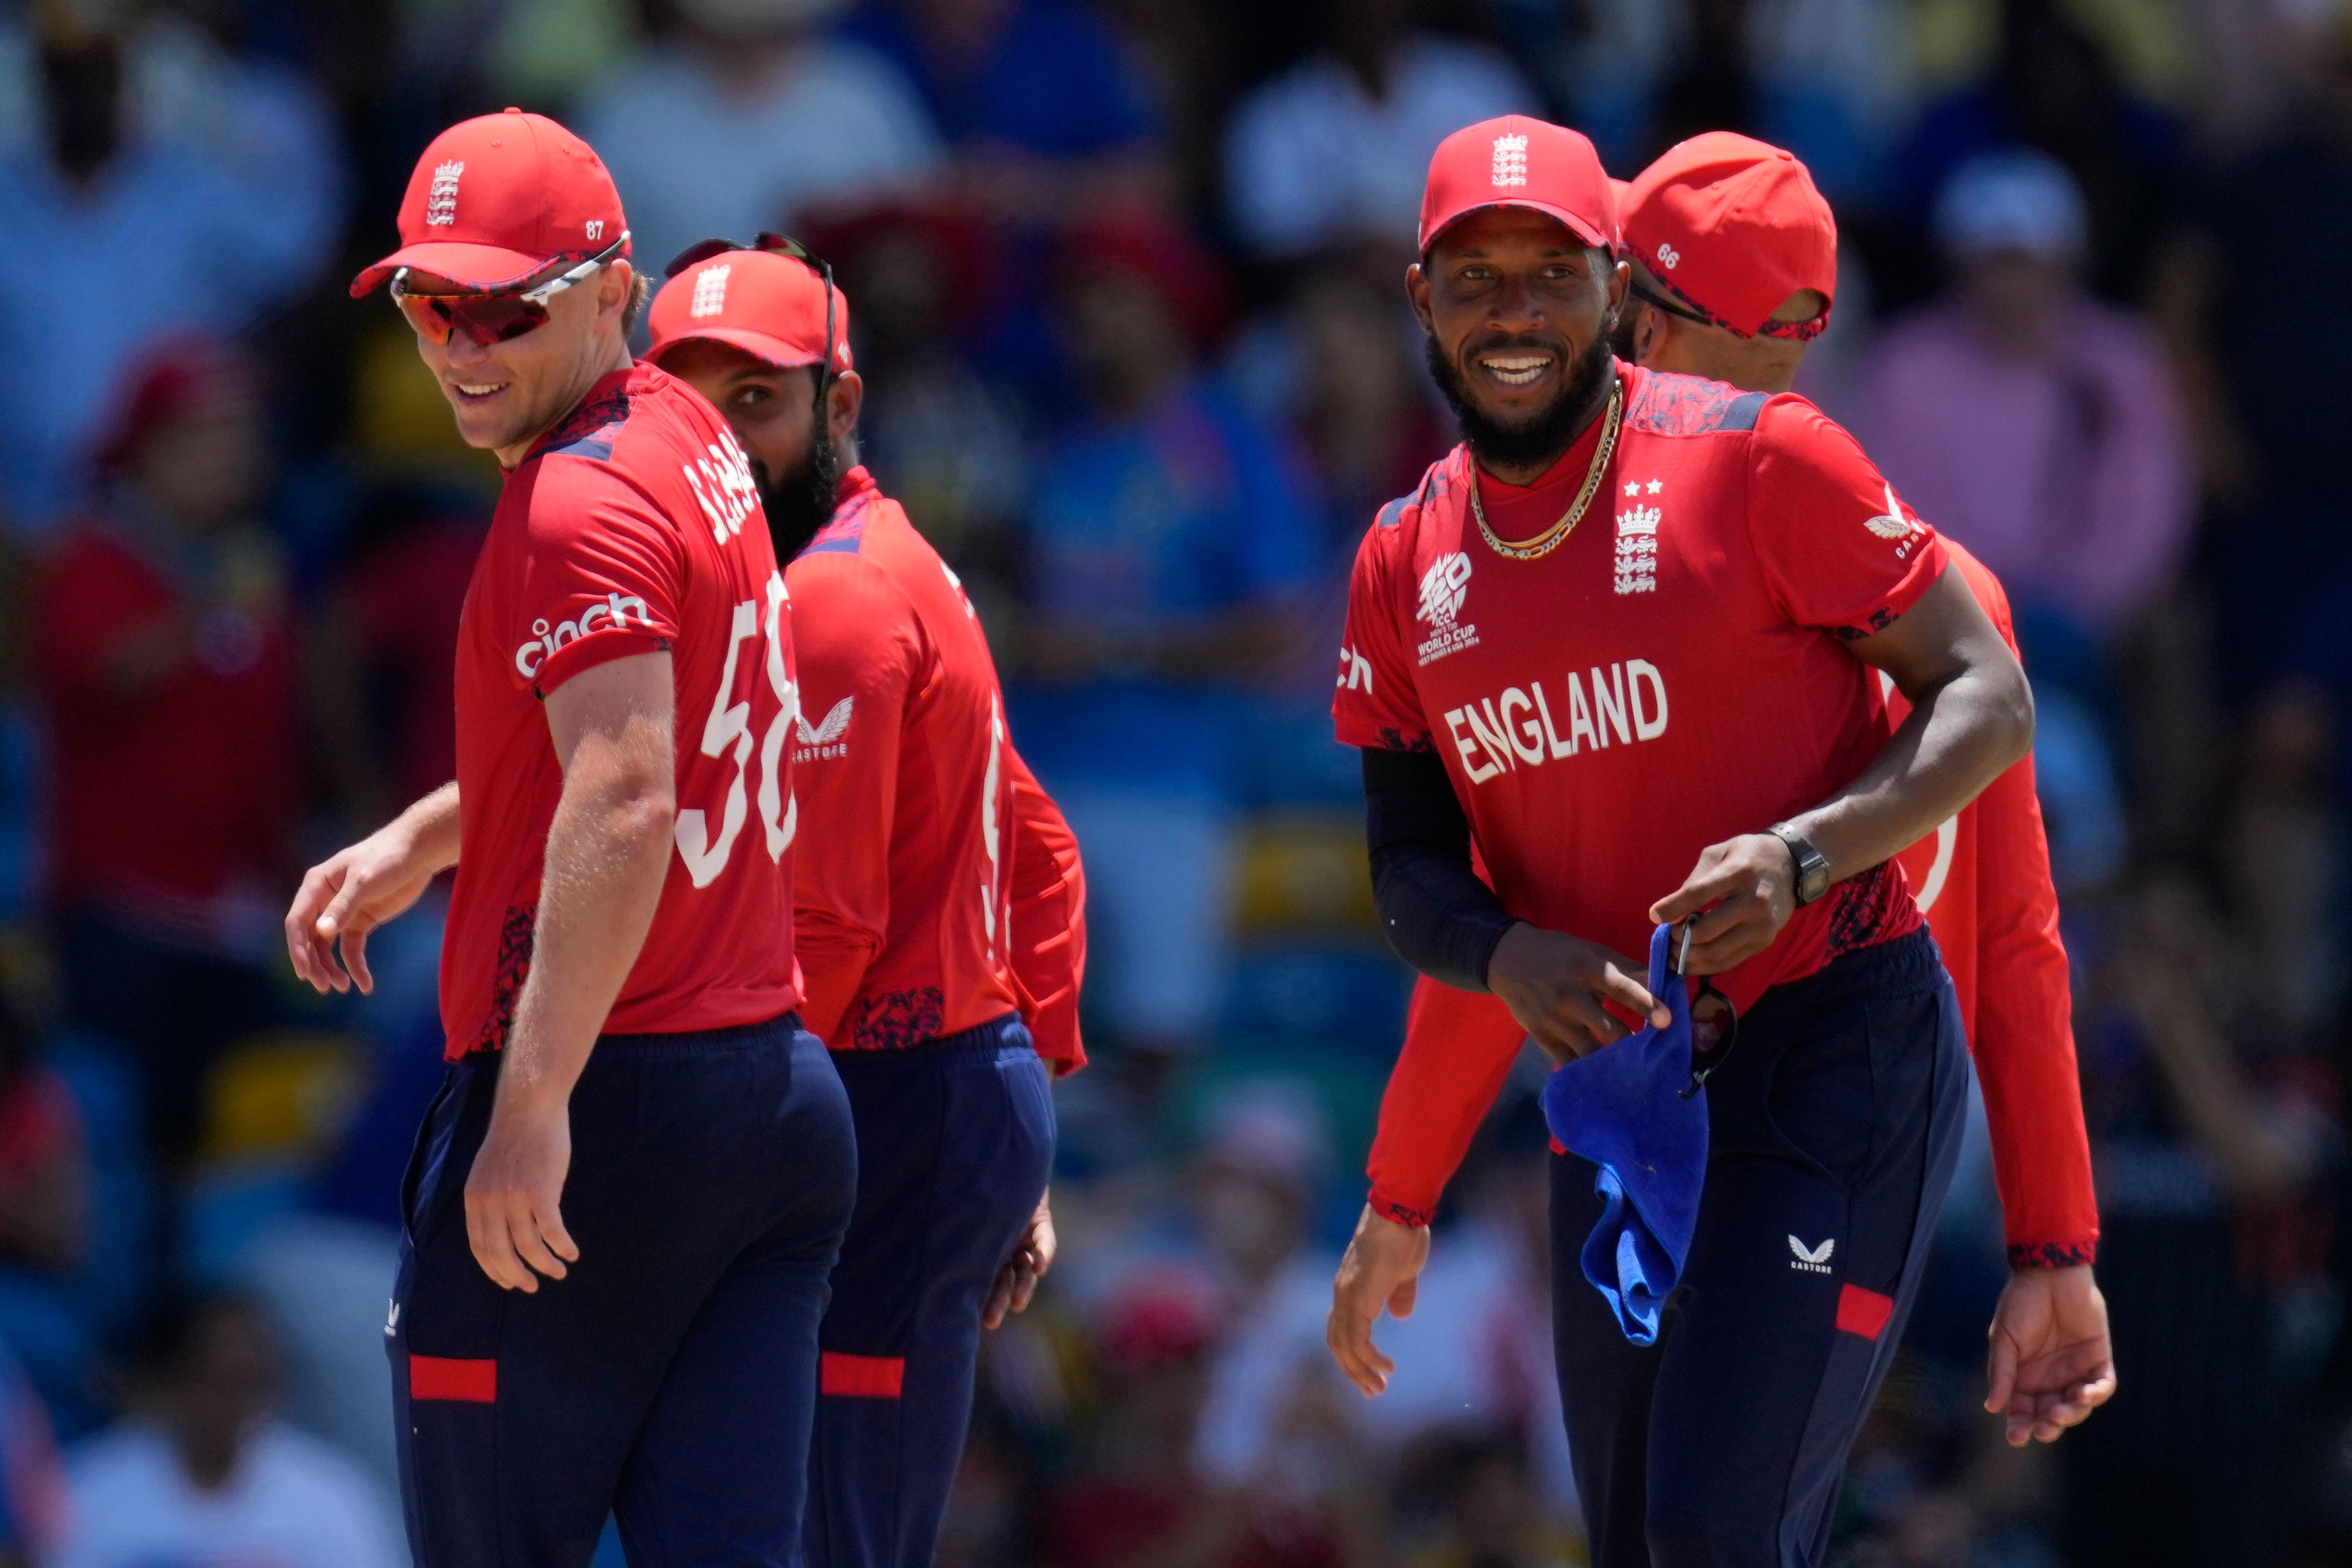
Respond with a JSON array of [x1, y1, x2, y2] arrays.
[[1323, 116, 2036, 1565], [645, 240, 1086, 1568], [1336, 132, 2116, 1484], [284, 112, 855, 1563]]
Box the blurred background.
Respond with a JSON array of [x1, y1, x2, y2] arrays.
[[0, 0, 2348, 1561]]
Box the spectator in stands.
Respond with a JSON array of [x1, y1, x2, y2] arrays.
[[0, 530, 38, 929], [1895, 0, 2183, 299], [0, 3, 342, 528], [578, 0, 941, 280], [1042, 1269, 1368, 1568], [1009, 212, 1314, 1057], [31, 339, 295, 1166], [0, 983, 94, 1452], [56, 1291, 401, 1568], [1855, 148, 2191, 638], [811, 198, 1030, 617], [840, 0, 1167, 220], [1223, 0, 1535, 260]]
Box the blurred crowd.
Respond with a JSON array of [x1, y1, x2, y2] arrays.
[[0, 0, 2350, 1563]]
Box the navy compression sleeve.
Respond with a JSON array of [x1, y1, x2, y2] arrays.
[[1362, 748, 1519, 992]]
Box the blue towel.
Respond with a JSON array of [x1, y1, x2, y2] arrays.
[[1540, 923, 1710, 1344]]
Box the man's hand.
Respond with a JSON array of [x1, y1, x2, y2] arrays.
[[284, 787, 457, 994], [983, 1189, 1056, 1329], [1327, 1205, 1432, 1396], [464, 1081, 580, 1293], [1985, 1264, 2116, 1446], [1649, 833, 1798, 975], [1485, 923, 1668, 1063]]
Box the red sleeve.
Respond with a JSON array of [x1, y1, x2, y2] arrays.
[[512, 459, 687, 697], [1005, 746, 1088, 1074], [785, 553, 923, 1044], [1332, 515, 1434, 753], [1365, 977, 1526, 1226], [1746, 396, 1950, 640], [1971, 747, 2101, 1266]]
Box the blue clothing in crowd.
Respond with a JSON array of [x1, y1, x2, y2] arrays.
[[841, 0, 1158, 158]]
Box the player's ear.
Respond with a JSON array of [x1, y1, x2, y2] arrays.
[[1405, 260, 1435, 337], [826, 370, 864, 446]]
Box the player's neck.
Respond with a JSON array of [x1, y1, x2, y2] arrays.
[[1470, 370, 1615, 489], [495, 337, 634, 470]]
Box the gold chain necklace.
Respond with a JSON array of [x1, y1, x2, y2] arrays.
[[1468, 377, 1625, 562]]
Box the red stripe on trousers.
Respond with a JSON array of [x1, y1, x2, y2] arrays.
[[1835, 1283, 1895, 1342], [410, 1355, 497, 1403], [820, 1353, 905, 1398]]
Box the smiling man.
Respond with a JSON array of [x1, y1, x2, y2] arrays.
[[282, 111, 854, 1563], [1325, 117, 2035, 1567]]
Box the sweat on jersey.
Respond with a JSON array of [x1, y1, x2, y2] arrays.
[[443, 363, 800, 1061], [1336, 364, 1943, 1215], [788, 466, 1087, 1070]]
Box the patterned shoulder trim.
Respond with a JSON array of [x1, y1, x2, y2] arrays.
[[1374, 454, 1460, 531], [532, 385, 632, 463], [1624, 372, 1768, 437], [798, 491, 878, 558]]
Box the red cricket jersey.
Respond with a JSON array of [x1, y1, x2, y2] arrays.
[[442, 363, 799, 1061], [1335, 363, 1942, 1014], [1886, 543, 2097, 1264], [788, 467, 1087, 1068], [33, 519, 297, 930], [1361, 537, 2100, 1267]]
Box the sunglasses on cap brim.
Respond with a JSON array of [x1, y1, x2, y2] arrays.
[[1630, 279, 1830, 344], [664, 232, 841, 391], [390, 233, 630, 347]]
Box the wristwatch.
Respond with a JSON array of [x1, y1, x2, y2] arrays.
[[1766, 822, 1831, 908]]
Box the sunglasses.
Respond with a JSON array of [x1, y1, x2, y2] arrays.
[[1630, 279, 1830, 344], [665, 232, 839, 406], [391, 234, 630, 347], [1671, 921, 1742, 1099]]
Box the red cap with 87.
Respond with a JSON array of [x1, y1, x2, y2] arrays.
[[1419, 116, 1619, 255], [350, 109, 628, 298]]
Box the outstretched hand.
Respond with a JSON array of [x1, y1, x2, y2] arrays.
[[1985, 1265, 2116, 1446], [1327, 1206, 1431, 1396]]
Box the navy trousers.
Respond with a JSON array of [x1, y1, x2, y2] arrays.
[[803, 1016, 1056, 1568], [1552, 928, 1969, 1568], [387, 1016, 856, 1567]]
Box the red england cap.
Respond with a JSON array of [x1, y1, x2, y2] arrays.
[[1419, 115, 1617, 254], [1620, 133, 1836, 338], [350, 109, 628, 297], [645, 248, 854, 375]]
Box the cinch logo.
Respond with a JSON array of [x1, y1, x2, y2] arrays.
[[684, 428, 759, 545], [1491, 133, 1529, 187], [1789, 1235, 1835, 1274], [513, 592, 655, 679], [690, 264, 731, 319], [425, 161, 463, 227], [794, 696, 852, 761], [1336, 644, 1373, 694], [1444, 660, 1669, 785]]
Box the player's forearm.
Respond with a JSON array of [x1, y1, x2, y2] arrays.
[[1790, 659, 2033, 887], [1362, 748, 1519, 989], [502, 739, 673, 1106], [393, 781, 464, 874]]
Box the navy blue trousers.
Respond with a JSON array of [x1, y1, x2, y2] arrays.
[[387, 1016, 856, 1568], [804, 1016, 1055, 1568], [1551, 928, 1969, 1568]]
